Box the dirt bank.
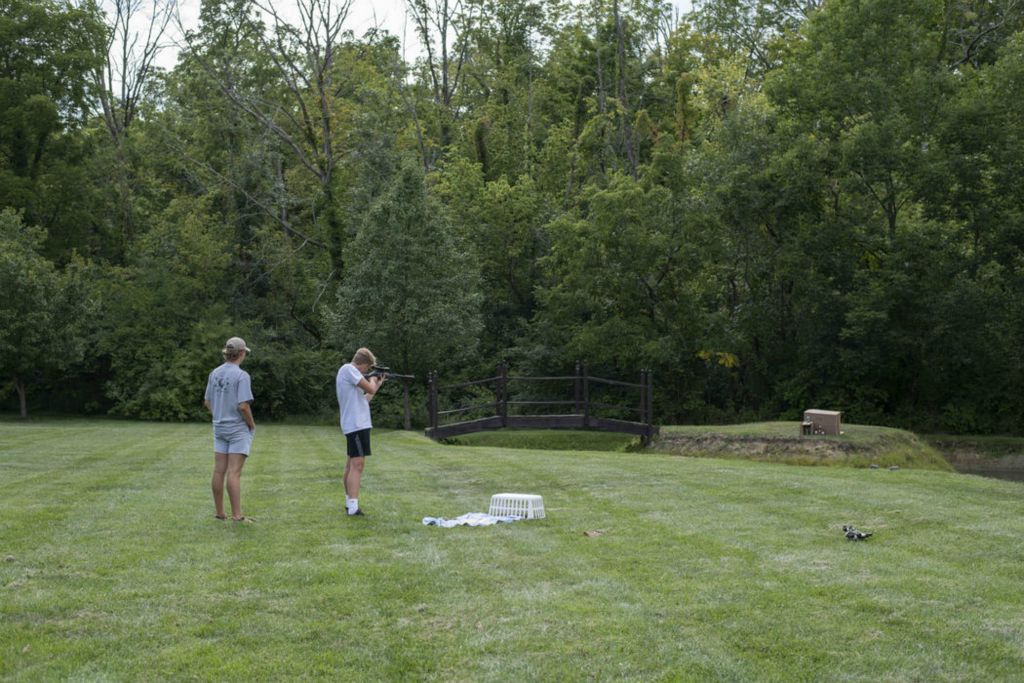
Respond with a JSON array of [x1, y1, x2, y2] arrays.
[[656, 433, 859, 459], [653, 430, 951, 469]]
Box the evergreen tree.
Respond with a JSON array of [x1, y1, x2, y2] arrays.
[[327, 160, 483, 379]]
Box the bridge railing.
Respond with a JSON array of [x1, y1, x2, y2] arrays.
[[426, 361, 657, 444]]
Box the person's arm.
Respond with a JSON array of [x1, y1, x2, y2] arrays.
[[238, 401, 255, 431], [204, 374, 213, 412], [357, 375, 384, 402]]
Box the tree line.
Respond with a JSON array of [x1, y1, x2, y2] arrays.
[[2, 0, 1023, 433]]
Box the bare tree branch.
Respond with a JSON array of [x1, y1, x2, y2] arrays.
[[947, 0, 1022, 69], [176, 0, 352, 189], [155, 129, 329, 251], [87, 0, 177, 142], [405, 0, 476, 153]]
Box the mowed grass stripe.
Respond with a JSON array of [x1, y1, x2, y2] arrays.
[[3, 422, 373, 679], [399, 440, 1024, 679], [455, 452, 876, 678], [2, 421, 1023, 681], [301, 435, 753, 679], [348, 438, 1019, 683], [0, 420, 168, 486], [0, 423, 204, 552], [1, 423, 212, 676]]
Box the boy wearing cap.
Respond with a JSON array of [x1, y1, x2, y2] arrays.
[[204, 337, 256, 522], [336, 347, 384, 516]]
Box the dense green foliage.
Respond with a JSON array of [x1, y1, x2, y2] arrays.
[[1, 0, 1023, 432]]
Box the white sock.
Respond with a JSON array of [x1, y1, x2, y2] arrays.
[[347, 499, 358, 514]]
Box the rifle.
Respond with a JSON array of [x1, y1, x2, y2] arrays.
[[363, 364, 414, 380]]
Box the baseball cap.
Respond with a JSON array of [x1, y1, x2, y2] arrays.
[[223, 337, 252, 354]]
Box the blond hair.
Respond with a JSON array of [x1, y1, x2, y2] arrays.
[[352, 347, 376, 366]]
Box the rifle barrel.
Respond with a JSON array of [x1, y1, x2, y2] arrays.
[[364, 372, 415, 380]]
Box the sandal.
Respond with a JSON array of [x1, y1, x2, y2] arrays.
[[215, 514, 226, 520], [231, 516, 255, 523]]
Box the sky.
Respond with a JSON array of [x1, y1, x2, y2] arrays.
[[144, 0, 694, 71], [157, 0, 423, 68]]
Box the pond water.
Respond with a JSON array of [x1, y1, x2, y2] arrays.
[[953, 467, 1024, 483]]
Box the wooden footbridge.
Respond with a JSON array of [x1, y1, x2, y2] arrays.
[[425, 361, 658, 444]]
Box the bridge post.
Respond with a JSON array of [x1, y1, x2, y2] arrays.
[[498, 361, 508, 428], [574, 360, 583, 413], [428, 371, 438, 431], [402, 378, 412, 430], [640, 369, 648, 443], [646, 370, 655, 445], [582, 361, 590, 428]]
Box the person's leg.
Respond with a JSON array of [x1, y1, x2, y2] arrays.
[[226, 453, 247, 520], [343, 457, 352, 499], [212, 452, 228, 518], [344, 429, 371, 514], [345, 456, 365, 507]]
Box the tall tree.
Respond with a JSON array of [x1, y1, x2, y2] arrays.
[[433, 159, 549, 355], [407, 0, 477, 161], [768, 0, 953, 240], [84, 0, 177, 251], [0, 0, 106, 259], [691, 0, 823, 75], [89, 0, 175, 143], [0, 210, 85, 417], [326, 160, 482, 377], [532, 172, 700, 395], [181, 0, 354, 274], [455, 0, 550, 181]]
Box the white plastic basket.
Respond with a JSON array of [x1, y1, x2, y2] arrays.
[[488, 493, 545, 520]]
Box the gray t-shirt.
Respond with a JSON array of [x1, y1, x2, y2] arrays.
[[204, 363, 254, 437], [336, 363, 372, 434]]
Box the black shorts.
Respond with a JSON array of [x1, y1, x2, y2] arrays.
[[345, 429, 371, 458]]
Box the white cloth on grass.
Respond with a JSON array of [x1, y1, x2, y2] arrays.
[[422, 512, 522, 528]]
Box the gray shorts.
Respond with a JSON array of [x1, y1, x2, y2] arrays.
[[214, 430, 253, 456]]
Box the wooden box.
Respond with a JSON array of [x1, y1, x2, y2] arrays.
[[802, 409, 842, 436]]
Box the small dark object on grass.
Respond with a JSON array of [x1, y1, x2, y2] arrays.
[[869, 463, 880, 469], [889, 465, 900, 471], [843, 525, 872, 541]]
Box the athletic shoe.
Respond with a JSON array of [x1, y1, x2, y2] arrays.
[[348, 508, 366, 517]]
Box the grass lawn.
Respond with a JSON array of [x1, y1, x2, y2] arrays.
[[2, 420, 1023, 681], [444, 429, 639, 452]]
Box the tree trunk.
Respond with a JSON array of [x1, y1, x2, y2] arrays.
[[15, 377, 27, 419], [321, 181, 345, 276], [614, 0, 638, 180]]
